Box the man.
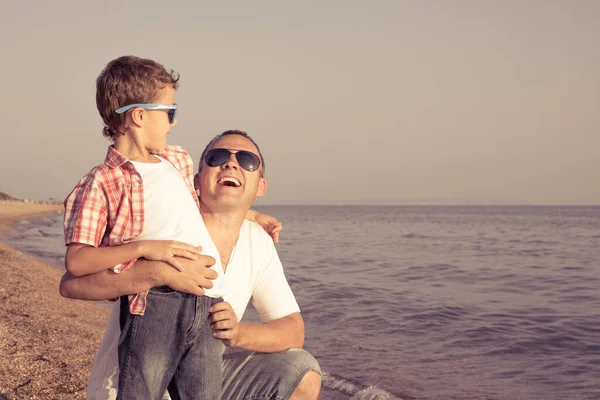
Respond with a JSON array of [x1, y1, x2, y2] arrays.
[[60, 130, 322, 400]]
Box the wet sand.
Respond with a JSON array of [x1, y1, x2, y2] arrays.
[[0, 201, 110, 399]]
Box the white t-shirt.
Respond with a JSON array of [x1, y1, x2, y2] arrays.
[[86, 220, 300, 400], [130, 156, 226, 297]]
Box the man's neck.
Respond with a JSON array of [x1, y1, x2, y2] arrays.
[[200, 203, 248, 264]]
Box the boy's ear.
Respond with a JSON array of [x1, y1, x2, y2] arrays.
[[130, 108, 144, 128], [256, 178, 267, 197]]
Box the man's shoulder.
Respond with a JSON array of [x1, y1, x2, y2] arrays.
[[242, 220, 274, 243]]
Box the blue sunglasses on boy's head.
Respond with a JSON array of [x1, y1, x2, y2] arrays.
[[115, 103, 178, 124]]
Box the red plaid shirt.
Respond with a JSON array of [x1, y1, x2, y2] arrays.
[[64, 145, 200, 315]]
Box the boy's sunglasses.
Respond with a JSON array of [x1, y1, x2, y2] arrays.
[[204, 148, 261, 172], [115, 103, 178, 124]]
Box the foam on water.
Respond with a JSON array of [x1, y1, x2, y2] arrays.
[[322, 373, 403, 400]]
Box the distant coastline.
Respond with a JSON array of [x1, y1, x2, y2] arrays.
[[0, 198, 62, 237], [256, 202, 600, 207]]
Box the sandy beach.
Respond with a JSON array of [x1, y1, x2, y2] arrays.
[[0, 201, 110, 399]]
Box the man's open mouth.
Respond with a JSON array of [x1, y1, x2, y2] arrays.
[[218, 177, 241, 187]]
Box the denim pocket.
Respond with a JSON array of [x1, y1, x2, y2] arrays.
[[148, 286, 178, 296]]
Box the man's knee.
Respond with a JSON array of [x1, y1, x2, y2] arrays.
[[290, 370, 321, 400]]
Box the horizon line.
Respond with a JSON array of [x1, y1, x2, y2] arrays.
[[254, 203, 600, 207]]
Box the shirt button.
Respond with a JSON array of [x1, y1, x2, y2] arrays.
[[134, 216, 141, 222]]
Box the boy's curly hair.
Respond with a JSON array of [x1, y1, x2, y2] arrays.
[[96, 56, 179, 139]]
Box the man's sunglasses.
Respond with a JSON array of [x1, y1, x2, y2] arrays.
[[115, 103, 178, 124], [204, 148, 262, 172]]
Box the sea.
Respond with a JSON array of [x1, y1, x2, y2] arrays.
[[3, 205, 600, 400]]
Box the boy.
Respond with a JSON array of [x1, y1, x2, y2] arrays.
[[63, 56, 278, 400]]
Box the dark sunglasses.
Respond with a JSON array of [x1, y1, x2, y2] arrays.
[[204, 148, 261, 172], [115, 103, 178, 124]]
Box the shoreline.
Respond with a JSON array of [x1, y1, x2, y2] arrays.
[[0, 201, 110, 399], [0, 201, 64, 238]]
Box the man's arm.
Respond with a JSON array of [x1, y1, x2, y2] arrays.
[[210, 302, 305, 352], [59, 255, 218, 301], [209, 224, 303, 351]]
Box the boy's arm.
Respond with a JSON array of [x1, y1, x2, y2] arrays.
[[65, 242, 144, 277], [60, 255, 218, 301], [245, 209, 283, 243], [65, 241, 203, 277]]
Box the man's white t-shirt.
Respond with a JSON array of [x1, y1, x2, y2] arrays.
[[130, 157, 226, 297], [87, 220, 300, 400]]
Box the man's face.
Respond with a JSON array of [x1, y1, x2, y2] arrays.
[[196, 134, 267, 211]]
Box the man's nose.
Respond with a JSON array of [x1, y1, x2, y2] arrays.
[[222, 153, 239, 169]]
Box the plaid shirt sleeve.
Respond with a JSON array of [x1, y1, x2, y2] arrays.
[[112, 259, 137, 273], [64, 168, 136, 273], [64, 172, 108, 247]]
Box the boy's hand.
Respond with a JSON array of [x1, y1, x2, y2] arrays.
[[161, 255, 218, 296], [253, 213, 283, 243], [138, 240, 202, 272]]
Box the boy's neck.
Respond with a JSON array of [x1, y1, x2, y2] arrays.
[[113, 132, 158, 162]]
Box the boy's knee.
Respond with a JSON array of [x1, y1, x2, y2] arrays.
[[290, 370, 321, 400]]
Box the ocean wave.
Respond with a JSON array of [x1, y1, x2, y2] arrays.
[[322, 372, 404, 400], [400, 233, 430, 239]]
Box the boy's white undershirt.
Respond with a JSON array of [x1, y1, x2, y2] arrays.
[[130, 156, 226, 297]]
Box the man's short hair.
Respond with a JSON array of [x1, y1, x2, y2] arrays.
[[199, 130, 266, 177], [96, 55, 180, 139]]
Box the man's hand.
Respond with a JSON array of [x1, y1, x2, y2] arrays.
[[138, 240, 202, 271], [210, 301, 240, 348], [161, 255, 217, 296], [253, 212, 283, 243]]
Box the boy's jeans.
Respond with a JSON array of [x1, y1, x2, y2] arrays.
[[117, 287, 223, 400]]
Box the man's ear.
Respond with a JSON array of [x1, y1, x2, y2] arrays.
[[194, 173, 201, 191], [256, 178, 267, 197]]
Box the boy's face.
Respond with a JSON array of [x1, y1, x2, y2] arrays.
[[142, 86, 177, 151]]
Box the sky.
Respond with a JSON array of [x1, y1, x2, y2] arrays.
[[1, 0, 598, 205]]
